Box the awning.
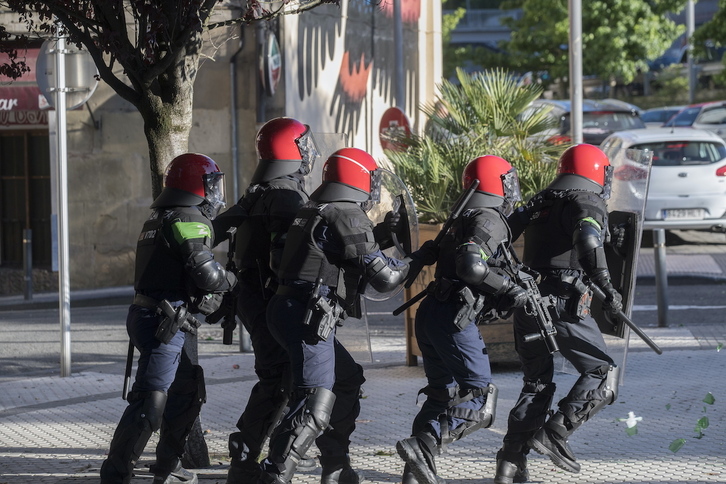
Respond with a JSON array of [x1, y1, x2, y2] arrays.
[[0, 48, 49, 124], [0, 84, 47, 111]]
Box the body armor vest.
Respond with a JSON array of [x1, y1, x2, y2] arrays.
[[134, 206, 211, 298], [235, 179, 308, 273], [278, 201, 378, 305], [522, 189, 607, 270], [435, 208, 512, 282]]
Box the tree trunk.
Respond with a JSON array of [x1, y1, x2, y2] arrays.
[[137, 45, 198, 199]]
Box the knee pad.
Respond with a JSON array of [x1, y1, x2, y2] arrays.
[[441, 384, 498, 445], [270, 387, 336, 482], [567, 364, 620, 426]]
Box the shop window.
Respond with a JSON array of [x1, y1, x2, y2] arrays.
[[0, 130, 51, 267]]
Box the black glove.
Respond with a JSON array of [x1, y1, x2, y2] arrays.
[[204, 292, 236, 324], [609, 223, 629, 258], [592, 272, 623, 316], [411, 239, 439, 266], [192, 292, 224, 316], [497, 280, 527, 311], [385, 210, 402, 233], [373, 211, 402, 250]]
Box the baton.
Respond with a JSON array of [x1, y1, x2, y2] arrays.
[[122, 340, 134, 400], [589, 284, 663, 355], [392, 287, 427, 316]]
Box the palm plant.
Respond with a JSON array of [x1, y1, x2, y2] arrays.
[[385, 67, 568, 223]]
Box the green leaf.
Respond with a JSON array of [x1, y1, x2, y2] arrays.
[[717, 343, 723, 352], [696, 416, 710, 431], [665, 403, 671, 411], [625, 426, 638, 436], [669, 439, 687, 453], [703, 392, 716, 405]]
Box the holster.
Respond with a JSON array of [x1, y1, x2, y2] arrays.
[[303, 294, 342, 342], [551, 276, 592, 321], [154, 299, 202, 344], [452, 286, 485, 331]]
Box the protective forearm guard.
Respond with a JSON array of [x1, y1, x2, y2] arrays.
[[365, 256, 409, 292]]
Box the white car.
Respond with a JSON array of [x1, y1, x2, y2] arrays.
[[601, 127, 726, 231]]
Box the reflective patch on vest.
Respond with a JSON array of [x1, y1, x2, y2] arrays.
[[172, 221, 211, 244]]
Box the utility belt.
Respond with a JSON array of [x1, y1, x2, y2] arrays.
[[427, 278, 486, 331], [133, 294, 201, 344], [540, 273, 593, 320], [278, 283, 343, 342]]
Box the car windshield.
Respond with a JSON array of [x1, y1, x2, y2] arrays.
[[641, 109, 679, 124], [562, 112, 644, 131], [633, 141, 726, 166], [664, 106, 701, 127]]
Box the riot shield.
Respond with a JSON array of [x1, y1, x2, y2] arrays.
[[555, 148, 653, 380], [364, 168, 420, 301], [336, 298, 374, 363]]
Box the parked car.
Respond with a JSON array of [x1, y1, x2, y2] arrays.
[[663, 100, 726, 141], [641, 105, 685, 128], [527, 98, 646, 145], [601, 127, 726, 231]]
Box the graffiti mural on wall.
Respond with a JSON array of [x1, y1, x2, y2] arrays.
[[292, 0, 421, 150]]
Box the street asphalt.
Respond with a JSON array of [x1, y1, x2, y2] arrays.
[[0, 229, 725, 483]]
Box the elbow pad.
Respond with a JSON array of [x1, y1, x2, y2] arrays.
[[455, 243, 509, 294], [456, 243, 489, 286], [574, 219, 608, 274], [191, 257, 236, 292], [365, 256, 409, 292]]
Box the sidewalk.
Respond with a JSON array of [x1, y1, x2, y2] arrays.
[[1, 244, 725, 483], [0, 327, 723, 483]]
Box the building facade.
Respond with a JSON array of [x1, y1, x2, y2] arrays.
[[0, 1, 441, 294]]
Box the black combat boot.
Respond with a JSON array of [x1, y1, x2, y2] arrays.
[[396, 432, 445, 484], [319, 455, 365, 484], [227, 457, 261, 483], [493, 449, 529, 484], [401, 463, 447, 484], [151, 461, 198, 484], [527, 413, 580, 473]]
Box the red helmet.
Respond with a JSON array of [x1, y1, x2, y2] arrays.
[[311, 148, 381, 205], [554, 144, 612, 197], [462, 155, 521, 208], [151, 153, 226, 218], [252, 117, 320, 183]]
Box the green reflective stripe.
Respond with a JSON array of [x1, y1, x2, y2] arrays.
[[458, 241, 489, 260], [581, 217, 602, 230], [172, 221, 211, 244]]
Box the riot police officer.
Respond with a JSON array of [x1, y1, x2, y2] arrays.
[[396, 156, 527, 484], [100, 153, 238, 484], [211, 117, 320, 482], [494, 144, 623, 484], [258, 147, 410, 484]]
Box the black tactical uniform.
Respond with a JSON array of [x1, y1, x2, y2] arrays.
[[212, 117, 320, 483], [100, 154, 236, 484], [258, 148, 409, 484], [494, 144, 623, 484], [396, 155, 526, 484]]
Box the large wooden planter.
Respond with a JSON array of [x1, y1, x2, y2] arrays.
[[404, 223, 520, 366]]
